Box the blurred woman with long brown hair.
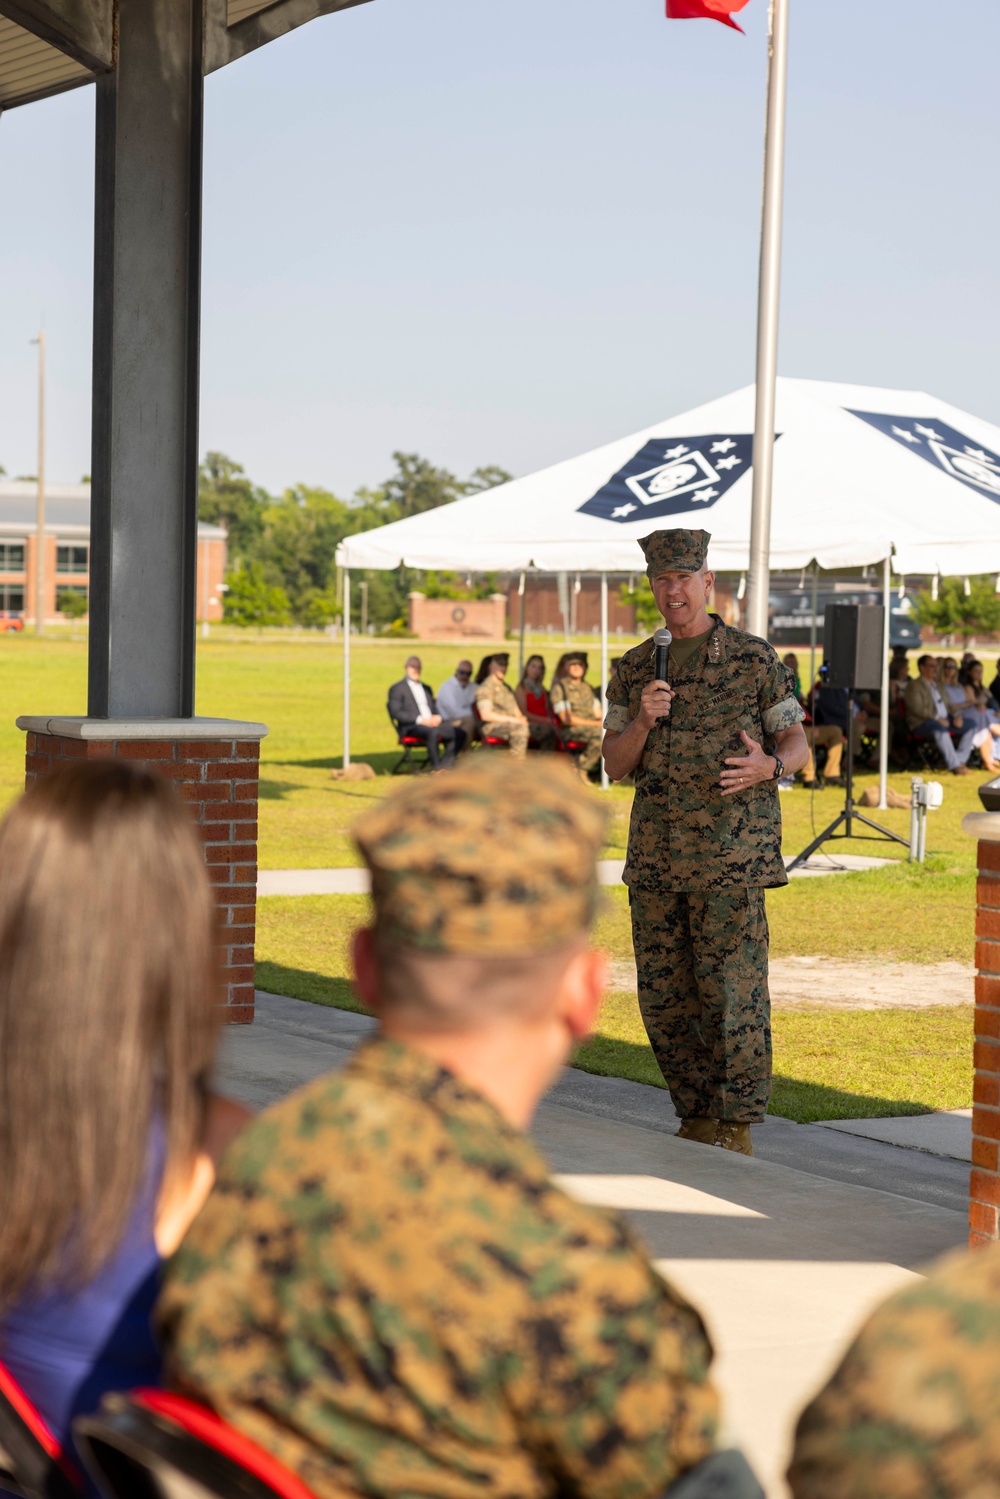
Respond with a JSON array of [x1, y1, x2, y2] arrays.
[[0, 762, 249, 1461]]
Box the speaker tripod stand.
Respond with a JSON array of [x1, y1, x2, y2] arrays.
[[785, 690, 909, 874]]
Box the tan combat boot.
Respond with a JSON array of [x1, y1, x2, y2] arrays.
[[713, 1122, 754, 1156], [676, 1117, 718, 1145]]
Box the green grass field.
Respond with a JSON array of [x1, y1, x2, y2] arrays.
[[2, 631, 982, 1121], [256, 892, 973, 1122]]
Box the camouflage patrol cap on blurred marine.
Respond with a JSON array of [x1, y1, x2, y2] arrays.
[[353, 756, 607, 956], [639, 528, 711, 579]]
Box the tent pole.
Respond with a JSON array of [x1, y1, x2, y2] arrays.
[[878, 554, 890, 808], [745, 0, 790, 639], [518, 571, 526, 679], [808, 560, 818, 703], [342, 567, 351, 769], [602, 566, 611, 791]]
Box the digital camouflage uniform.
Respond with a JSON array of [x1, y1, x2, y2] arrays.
[[787, 1242, 1000, 1498], [158, 758, 721, 1499], [475, 675, 529, 757], [604, 530, 803, 1124], [550, 677, 604, 774]]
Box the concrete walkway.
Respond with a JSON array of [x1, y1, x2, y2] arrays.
[[217, 993, 969, 1499], [257, 853, 894, 899]]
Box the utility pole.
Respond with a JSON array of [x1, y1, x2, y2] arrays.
[[30, 330, 46, 635], [744, 0, 790, 639]]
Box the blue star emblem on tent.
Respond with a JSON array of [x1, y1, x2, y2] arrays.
[[849, 411, 1000, 503], [578, 433, 758, 523]]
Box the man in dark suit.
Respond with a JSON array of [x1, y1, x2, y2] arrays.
[[388, 656, 465, 769]]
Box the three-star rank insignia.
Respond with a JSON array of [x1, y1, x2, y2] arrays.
[[578, 433, 760, 523], [850, 411, 1000, 503]]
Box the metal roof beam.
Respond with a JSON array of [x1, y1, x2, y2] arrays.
[[0, 0, 113, 73], [204, 0, 371, 75]]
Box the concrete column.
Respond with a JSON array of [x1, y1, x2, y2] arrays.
[[20, 716, 267, 1023], [88, 0, 204, 717], [963, 811, 1000, 1246]]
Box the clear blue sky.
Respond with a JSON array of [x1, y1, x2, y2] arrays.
[[1, 0, 997, 497]]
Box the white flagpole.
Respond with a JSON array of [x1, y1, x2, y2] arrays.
[[745, 0, 790, 640], [878, 555, 891, 808]]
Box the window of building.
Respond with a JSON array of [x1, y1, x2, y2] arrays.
[[56, 544, 89, 574], [0, 585, 25, 611], [0, 543, 25, 572]]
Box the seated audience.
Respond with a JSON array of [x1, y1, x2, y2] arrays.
[[788, 1242, 1000, 1497], [0, 761, 249, 1467], [964, 658, 1000, 770], [887, 658, 913, 767], [514, 655, 560, 750], [938, 657, 970, 716], [782, 652, 804, 703], [887, 655, 910, 708], [801, 723, 845, 789], [388, 655, 465, 769], [474, 652, 528, 756], [904, 654, 976, 774], [813, 673, 874, 768], [160, 759, 743, 1499], [550, 651, 604, 781], [435, 657, 478, 748], [990, 655, 1000, 707]]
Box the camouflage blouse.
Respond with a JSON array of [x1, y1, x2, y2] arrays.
[[550, 677, 602, 721], [788, 1242, 1000, 1498], [604, 616, 803, 891], [475, 675, 522, 719], [159, 1037, 719, 1499]]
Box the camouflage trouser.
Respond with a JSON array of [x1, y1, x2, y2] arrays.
[[484, 720, 529, 757], [562, 722, 603, 774], [629, 885, 771, 1122]]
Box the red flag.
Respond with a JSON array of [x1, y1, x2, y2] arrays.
[[666, 0, 750, 32]]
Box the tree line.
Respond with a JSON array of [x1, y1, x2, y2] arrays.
[[198, 451, 511, 630]]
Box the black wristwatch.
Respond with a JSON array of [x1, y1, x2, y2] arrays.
[[769, 755, 784, 782]]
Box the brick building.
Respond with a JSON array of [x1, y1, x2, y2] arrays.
[[0, 482, 227, 625]]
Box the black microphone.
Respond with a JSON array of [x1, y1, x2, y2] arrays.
[[653, 627, 672, 685], [653, 627, 672, 724]]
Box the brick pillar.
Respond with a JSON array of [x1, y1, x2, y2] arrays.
[[965, 814, 1000, 1245], [17, 716, 268, 1024]]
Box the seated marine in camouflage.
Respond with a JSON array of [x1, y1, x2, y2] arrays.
[[550, 651, 605, 779], [157, 758, 748, 1499], [787, 1240, 1000, 1499]]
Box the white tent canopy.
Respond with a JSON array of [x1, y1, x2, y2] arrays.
[[337, 377, 1000, 577], [337, 377, 1000, 799]]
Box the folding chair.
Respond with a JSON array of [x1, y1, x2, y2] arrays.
[[388, 712, 447, 775], [74, 1390, 761, 1499], [0, 1359, 82, 1499], [74, 1389, 315, 1499]]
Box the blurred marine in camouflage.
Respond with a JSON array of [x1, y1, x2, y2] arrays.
[[158, 756, 760, 1499], [788, 1241, 1000, 1497], [603, 529, 808, 1156]]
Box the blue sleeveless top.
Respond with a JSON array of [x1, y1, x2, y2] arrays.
[[0, 1125, 165, 1460]]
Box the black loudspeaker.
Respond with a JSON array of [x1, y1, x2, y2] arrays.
[[823, 604, 884, 690]]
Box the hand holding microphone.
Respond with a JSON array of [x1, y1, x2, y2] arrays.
[[639, 627, 674, 729]]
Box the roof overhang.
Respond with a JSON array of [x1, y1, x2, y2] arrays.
[[0, 0, 373, 111]]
